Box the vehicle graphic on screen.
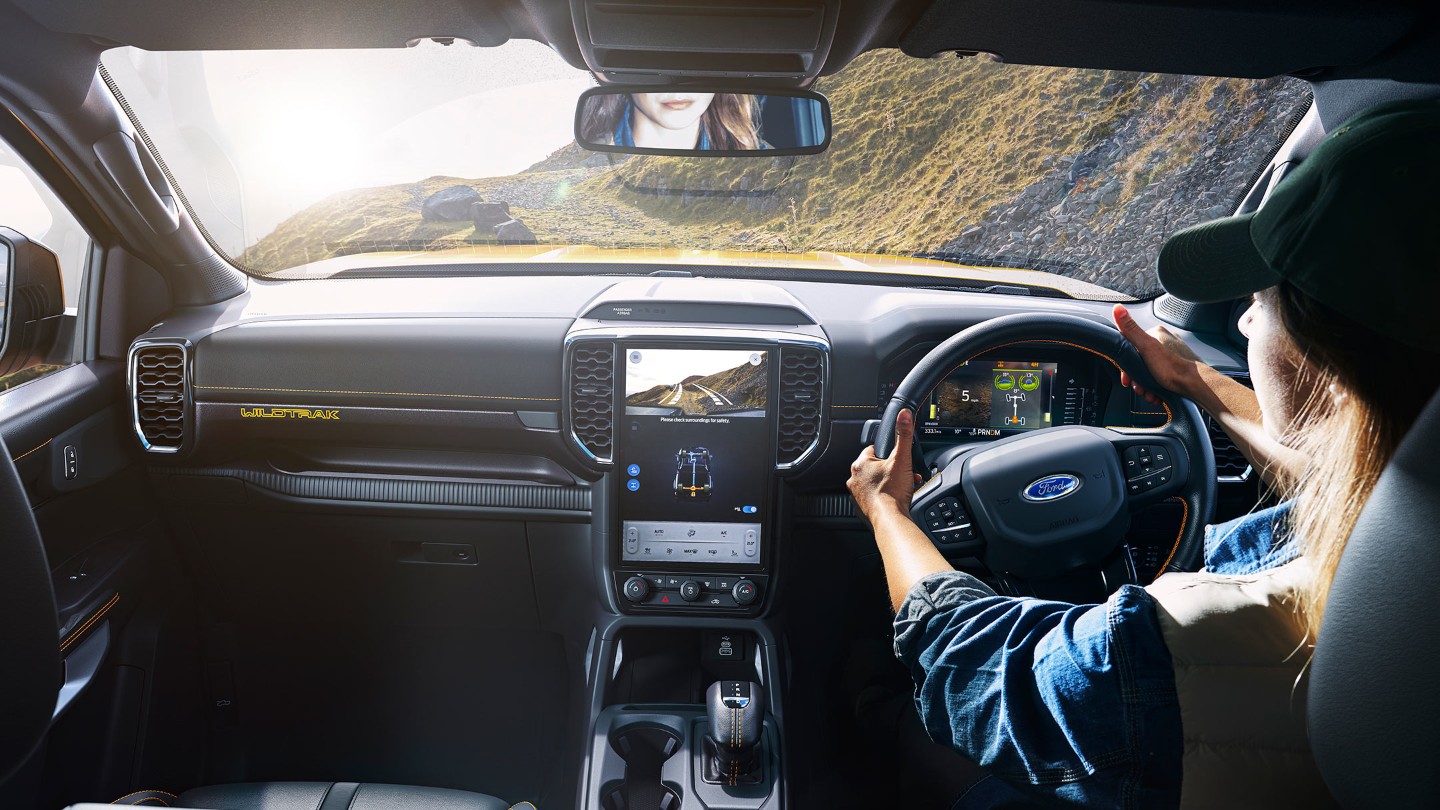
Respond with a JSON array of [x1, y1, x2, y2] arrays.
[[673, 447, 714, 499]]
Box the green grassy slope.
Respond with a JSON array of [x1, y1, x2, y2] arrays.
[[242, 50, 1309, 297]]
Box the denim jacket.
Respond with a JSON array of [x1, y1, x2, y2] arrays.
[[893, 502, 1297, 809]]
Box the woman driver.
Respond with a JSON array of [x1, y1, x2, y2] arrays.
[[848, 99, 1440, 808], [580, 92, 765, 150]]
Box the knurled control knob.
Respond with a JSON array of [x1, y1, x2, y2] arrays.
[[680, 580, 703, 601], [732, 579, 759, 606], [622, 576, 649, 603]]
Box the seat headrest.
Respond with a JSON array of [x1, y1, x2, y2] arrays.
[[1309, 387, 1440, 807]]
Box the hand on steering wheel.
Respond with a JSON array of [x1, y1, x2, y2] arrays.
[[868, 312, 1216, 582], [847, 408, 924, 528]]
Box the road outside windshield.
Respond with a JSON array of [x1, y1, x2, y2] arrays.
[[100, 41, 1309, 298]]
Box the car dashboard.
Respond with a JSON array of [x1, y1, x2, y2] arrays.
[[128, 269, 1246, 620]]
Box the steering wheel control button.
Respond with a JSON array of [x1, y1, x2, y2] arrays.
[[622, 576, 650, 603], [680, 580, 703, 601], [732, 579, 759, 605]]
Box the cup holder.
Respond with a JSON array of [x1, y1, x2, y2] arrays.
[[603, 725, 683, 810]]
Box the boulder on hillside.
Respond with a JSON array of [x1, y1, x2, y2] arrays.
[[422, 185, 483, 221], [471, 201, 513, 229], [495, 219, 537, 244]]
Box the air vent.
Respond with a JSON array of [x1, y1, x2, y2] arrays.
[[130, 341, 189, 453], [777, 346, 825, 468], [1205, 414, 1252, 482], [569, 342, 615, 464], [1208, 372, 1253, 482]]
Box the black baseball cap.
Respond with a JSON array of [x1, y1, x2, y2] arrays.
[[1158, 99, 1440, 351]]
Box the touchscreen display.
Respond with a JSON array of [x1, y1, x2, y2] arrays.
[[920, 360, 1058, 437], [619, 348, 768, 565]]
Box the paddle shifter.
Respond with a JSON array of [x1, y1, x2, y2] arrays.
[[703, 680, 765, 785]]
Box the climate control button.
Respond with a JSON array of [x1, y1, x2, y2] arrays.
[[732, 579, 759, 606], [680, 580, 703, 601], [622, 576, 650, 603]]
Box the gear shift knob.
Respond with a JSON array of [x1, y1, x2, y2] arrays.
[[704, 680, 765, 784]]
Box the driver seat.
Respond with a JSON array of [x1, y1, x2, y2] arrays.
[[1308, 388, 1440, 806]]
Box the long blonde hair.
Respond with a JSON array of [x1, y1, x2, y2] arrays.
[[1267, 283, 1440, 637]]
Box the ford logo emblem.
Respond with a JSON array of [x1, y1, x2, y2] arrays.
[[1022, 474, 1082, 502]]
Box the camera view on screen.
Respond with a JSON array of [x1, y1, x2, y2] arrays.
[[626, 349, 768, 417], [619, 348, 769, 565]]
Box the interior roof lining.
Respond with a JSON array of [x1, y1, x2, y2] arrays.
[[4, 0, 1437, 84]]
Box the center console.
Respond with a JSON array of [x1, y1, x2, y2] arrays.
[[565, 327, 828, 618], [565, 282, 830, 810]]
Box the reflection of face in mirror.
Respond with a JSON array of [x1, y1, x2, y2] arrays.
[[632, 93, 715, 148], [581, 93, 768, 150]]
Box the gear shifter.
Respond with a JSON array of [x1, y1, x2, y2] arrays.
[[704, 680, 765, 785]]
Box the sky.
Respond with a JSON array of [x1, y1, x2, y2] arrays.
[[102, 40, 594, 252]]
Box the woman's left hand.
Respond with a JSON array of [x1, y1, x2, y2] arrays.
[[847, 408, 925, 527]]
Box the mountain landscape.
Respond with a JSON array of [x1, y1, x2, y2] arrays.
[[242, 50, 1311, 298], [627, 356, 768, 416]]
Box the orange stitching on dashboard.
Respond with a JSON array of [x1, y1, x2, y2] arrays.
[[61, 592, 120, 652], [1154, 497, 1188, 581], [111, 789, 180, 804], [194, 385, 559, 402], [10, 438, 50, 463]]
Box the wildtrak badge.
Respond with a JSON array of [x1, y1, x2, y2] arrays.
[[239, 407, 340, 420]]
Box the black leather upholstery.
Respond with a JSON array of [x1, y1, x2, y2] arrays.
[[1309, 389, 1440, 808], [0, 434, 62, 783], [177, 782, 514, 810]]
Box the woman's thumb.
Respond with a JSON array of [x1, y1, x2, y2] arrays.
[[1113, 304, 1148, 344]]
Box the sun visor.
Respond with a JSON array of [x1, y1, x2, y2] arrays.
[[900, 0, 1422, 80]]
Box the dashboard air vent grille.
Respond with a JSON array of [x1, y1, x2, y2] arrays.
[[131, 342, 188, 453], [570, 342, 615, 463], [777, 347, 824, 467], [1206, 414, 1252, 481]]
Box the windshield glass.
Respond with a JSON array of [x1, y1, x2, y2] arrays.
[[100, 42, 1309, 299]]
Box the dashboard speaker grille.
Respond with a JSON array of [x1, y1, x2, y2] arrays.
[[131, 342, 188, 452], [777, 346, 824, 467], [570, 342, 615, 463]]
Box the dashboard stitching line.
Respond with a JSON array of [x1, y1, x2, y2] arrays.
[[9, 437, 51, 463], [194, 385, 560, 401], [1155, 497, 1188, 580], [61, 592, 120, 652], [109, 789, 180, 804]]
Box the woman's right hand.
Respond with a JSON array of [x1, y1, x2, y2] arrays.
[[1112, 304, 1205, 405]]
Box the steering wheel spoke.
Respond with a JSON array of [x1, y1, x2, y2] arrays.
[[1105, 430, 1191, 507]]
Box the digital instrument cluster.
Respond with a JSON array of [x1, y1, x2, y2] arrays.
[[879, 352, 1119, 440]]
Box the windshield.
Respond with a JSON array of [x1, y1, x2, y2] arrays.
[[100, 42, 1309, 299]]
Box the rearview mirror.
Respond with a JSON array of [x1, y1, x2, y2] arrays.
[[575, 87, 830, 157]]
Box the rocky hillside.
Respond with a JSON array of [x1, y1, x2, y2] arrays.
[[242, 50, 1310, 298]]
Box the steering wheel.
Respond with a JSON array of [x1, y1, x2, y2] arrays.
[[875, 313, 1215, 582]]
